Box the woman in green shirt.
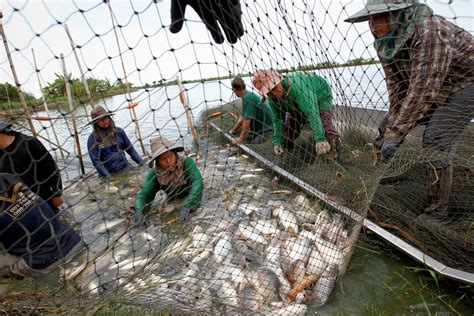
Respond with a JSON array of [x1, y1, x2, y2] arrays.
[[134, 137, 203, 226]]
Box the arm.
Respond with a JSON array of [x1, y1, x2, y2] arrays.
[[270, 100, 285, 146], [87, 135, 111, 177], [182, 157, 203, 211], [385, 18, 452, 141], [230, 117, 243, 134], [118, 128, 144, 165], [237, 119, 251, 142], [135, 170, 160, 213], [291, 77, 325, 142], [28, 137, 63, 198]]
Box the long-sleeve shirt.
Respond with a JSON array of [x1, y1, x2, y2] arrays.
[[0, 132, 63, 204], [135, 157, 203, 213], [382, 16, 473, 142], [87, 127, 144, 177], [268, 72, 333, 145]]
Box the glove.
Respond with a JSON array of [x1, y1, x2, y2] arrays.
[[170, 0, 245, 44], [315, 141, 331, 155], [380, 140, 400, 162], [179, 206, 191, 223], [274, 145, 284, 155], [133, 212, 147, 228]]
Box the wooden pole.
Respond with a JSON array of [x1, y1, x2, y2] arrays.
[[31, 48, 66, 159], [0, 11, 37, 137], [177, 76, 199, 155], [64, 24, 96, 109], [107, 1, 147, 156], [60, 53, 85, 175]]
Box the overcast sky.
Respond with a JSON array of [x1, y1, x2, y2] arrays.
[[1, 0, 472, 98]]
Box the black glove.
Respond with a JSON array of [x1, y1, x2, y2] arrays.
[[133, 212, 147, 228], [179, 206, 191, 223], [170, 0, 244, 44], [380, 140, 400, 162]]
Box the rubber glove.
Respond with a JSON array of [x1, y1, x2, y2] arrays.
[[170, 0, 244, 44], [315, 141, 331, 155], [179, 206, 191, 223], [380, 140, 400, 162], [274, 145, 284, 155]]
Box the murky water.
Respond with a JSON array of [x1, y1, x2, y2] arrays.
[[12, 64, 473, 313]]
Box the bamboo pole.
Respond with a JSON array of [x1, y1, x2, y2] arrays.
[[64, 24, 96, 109], [177, 76, 199, 155], [60, 54, 85, 175], [0, 11, 37, 137], [106, 1, 146, 156], [31, 48, 66, 159]]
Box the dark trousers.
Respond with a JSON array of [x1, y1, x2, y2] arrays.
[[421, 85, 474, 169], [284, 109, 339, 148]]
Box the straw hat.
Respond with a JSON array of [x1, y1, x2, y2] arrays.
[[344, 0, 415, 23], [147, 137, 184, 168], [90, 106, 114, 124], [252, 70, 283, 96]]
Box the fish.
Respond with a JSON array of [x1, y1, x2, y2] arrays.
[[214, 233, 233, 265], [306, 247, 328, 276], [150, 190, 168, 211], [285, 234, 312, 266], [250, 268, 280, 302], [236, 222, 268, 245], [273, 206, 299, 234], [219, 280, 240, 307], [251, 219, 280, 235], [252, 187, 266, 200], [192, 232, 211, 249], [285, 259, 306, 287], [312, 264, 338, 306], [266, 303, 307, 315], [315, 238, 344, 268], [215, 263, 249, 292]]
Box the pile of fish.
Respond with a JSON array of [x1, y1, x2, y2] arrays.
[[120, 145, 359, 314]]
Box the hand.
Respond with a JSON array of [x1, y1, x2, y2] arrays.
[[179, 206, 191, 223], [380, 140, 400, 162], [51, 196, 64, 207], [170, 0, 245, 44], [274, 145, 284, 155], [133, 212, 147, 228], [315, 141, 331, 155], [232, 137, 242, 145]]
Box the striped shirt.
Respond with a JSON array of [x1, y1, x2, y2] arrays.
[[382, 16, 473, 141]]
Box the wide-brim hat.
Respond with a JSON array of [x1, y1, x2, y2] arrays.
[[147, 137, 184, 168], [252, 70, 283, 97], [344, 0, 415, 23], [90, 105, 114, 124]]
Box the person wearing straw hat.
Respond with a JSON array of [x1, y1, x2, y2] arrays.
[[345, 0, 473, 223], [229, 77, 273, 145], [252, 70, 340, 158], [87, 106, 144, 177], [0, 121, 64, 213], [134, 137, 203, 226]]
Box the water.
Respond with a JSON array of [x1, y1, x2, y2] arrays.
[[12, 64, 473, 313]]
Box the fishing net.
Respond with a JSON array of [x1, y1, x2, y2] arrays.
[[0, 0, 472, 314]]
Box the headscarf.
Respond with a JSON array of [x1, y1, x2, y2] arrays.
[[374, 2, 433, 61], [154, 153, 187, 187], [93, 117, 117, 147]]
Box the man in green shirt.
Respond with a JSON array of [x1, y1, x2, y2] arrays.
[[252, 70, 340, 157], [229, 77, 273, 145]]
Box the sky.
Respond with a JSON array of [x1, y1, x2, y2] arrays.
[[1, 0, 472, 98]]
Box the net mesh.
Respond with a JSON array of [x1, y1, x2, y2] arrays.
[[0, 0, 472, 314]]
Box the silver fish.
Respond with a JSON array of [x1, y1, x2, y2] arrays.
[[312, 264, 338, 306], [236, 222, 268, 245], [251, 219, 280, 235], [214, 233, 233, 265], [273, 206, 299, 234], [250, 268, 280, 302]]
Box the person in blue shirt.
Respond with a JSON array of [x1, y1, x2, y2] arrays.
[[0, 173, 84, 281], [87, 106, 144, 177]]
